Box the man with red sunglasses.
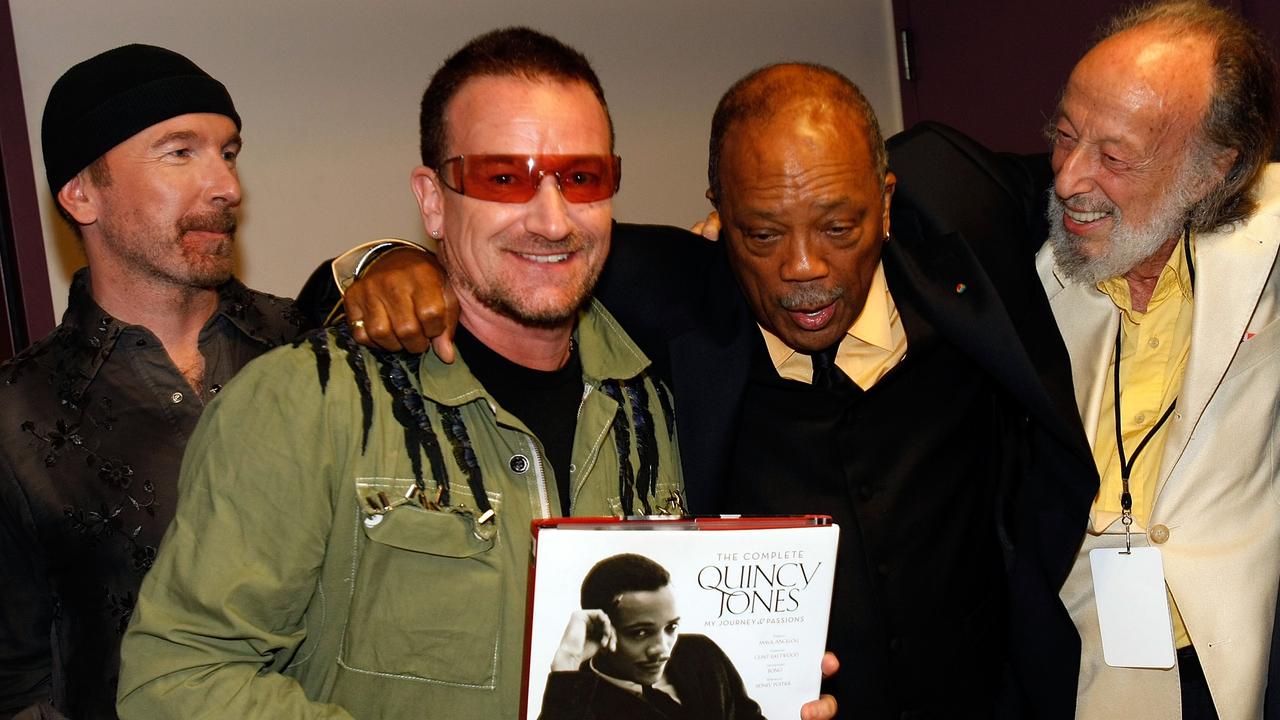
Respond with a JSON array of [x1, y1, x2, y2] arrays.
[[116, 28, 696, 719], [117, 27, 836, 720]]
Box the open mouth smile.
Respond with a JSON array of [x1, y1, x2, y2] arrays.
[[1062, 204, 1114, 235], [518, 252, 570, 263]]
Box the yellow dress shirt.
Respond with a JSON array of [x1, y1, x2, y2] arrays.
[[761, 262, 908, 389], [1091, 234, 1194, 648]]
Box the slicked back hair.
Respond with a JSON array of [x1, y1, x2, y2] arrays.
[[1098, 0, 1279, 231], [708, 62, 887, 203], [419, 27, 614, 169], [580, 553, 670, 619]]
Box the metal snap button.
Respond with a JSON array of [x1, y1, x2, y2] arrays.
[[509, 454, 529, 473]]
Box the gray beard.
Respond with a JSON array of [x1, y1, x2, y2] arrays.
[[1046, 155, 1205, 285]]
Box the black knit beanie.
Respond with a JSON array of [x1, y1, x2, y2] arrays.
[[41, 43, 241, 198]]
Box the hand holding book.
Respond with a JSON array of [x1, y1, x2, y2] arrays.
[[525, 516, 840, 719], [802, 653, 839, 720]]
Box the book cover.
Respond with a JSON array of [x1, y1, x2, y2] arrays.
[[522, 517, 839, 719]]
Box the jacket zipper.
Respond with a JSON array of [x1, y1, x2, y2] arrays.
[[528, 437, 552, 519], [529, 382, 595, 519]]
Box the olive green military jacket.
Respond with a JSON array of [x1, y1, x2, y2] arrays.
[[117, 300, 683, 719]]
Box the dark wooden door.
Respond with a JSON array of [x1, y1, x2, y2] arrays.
[[892, 0, 1273, 154], [0, 0, 53, 361]]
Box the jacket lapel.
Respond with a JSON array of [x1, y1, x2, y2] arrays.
[[1155, 206, 1280, 495], [1035, 246, 1119, 449]]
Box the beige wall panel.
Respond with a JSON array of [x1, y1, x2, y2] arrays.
[[12, 0, 900, 315]]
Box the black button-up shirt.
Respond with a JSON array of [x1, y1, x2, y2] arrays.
[[0, 269, 304, 719]]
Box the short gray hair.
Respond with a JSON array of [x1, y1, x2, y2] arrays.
[[707, 63, 887, 203]]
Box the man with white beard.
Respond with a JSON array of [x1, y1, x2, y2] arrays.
[[1045, 143, 1221, 288], [1036, 2, 1280, 717]]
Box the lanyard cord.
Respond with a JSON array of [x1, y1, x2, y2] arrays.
[[1112, 225, 1192, 551], [1183, 222, 1196, 287], [1112, 326, 1179, 506]]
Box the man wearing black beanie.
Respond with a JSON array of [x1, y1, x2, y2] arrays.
[[0, 44, 304, 719]]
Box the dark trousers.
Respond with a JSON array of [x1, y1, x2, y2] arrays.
[[1178, 645, 1219, 720]]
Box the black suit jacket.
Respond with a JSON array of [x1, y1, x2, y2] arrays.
[[594, 123, 1096, 719]]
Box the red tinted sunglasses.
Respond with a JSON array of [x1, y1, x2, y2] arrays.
[[436, 154, 622, 204]]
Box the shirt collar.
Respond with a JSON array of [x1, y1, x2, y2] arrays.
[[762, 260, 895, 369], [1096, 232, 1195, 319], [59, 267, 285, 399], [213, 277, 304, 347], [589, 658, 647, 696], [587, 658, 679, 700]]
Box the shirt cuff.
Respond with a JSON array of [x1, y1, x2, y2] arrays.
[[330, 238, 427, 294]]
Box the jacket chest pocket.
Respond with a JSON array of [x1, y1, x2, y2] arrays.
[[341, 501, 504, 688]]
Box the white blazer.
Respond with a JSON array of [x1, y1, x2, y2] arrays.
[[1039, 164, 1280, 720]]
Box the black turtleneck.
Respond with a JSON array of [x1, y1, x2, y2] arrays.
[[453, 324, 582, 515]]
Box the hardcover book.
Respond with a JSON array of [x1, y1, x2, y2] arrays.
[[522, 516, 839, 720]]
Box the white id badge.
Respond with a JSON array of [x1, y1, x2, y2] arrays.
[[1089, 547, 1175, 668]]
